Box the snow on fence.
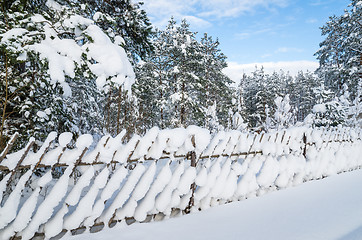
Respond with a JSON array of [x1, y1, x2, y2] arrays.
[[0, 126, 361, 240]]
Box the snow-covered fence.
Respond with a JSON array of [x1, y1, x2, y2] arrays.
[[0, 126, 361, 239]]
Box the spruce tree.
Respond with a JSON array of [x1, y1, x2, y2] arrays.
[[198, 33, 233, 128], [315, 0, 361, 98], [0, 0, 137, 150]]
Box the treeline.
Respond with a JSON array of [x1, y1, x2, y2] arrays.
[[0, 0, 361, 151]]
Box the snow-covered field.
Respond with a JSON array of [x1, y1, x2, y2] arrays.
[[65, 168, 362, 240]]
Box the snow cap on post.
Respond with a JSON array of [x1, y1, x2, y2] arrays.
[[186, 125, 211, 153], [75, 134, 93, 149]]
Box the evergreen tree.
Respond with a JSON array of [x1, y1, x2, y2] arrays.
[[165, 19, 201, 127], [135, 20, 176, 129], [309, 82, 349, 127], [0, 0, 136, 149], [315, 0, 361, 98], [287, 71, 320, 122], [75, 0, 153, 63], [348, 80, 362, 127], [241, 68, 283, 129], [136, 18, 233, 131], [0, 2, 73, 149], [198, 33, 233, 127], [273, 95, 292, 130]]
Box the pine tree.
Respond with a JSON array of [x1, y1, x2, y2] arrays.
[[167, 19, 203, 127], [198, 33, 233, 127], [315, 0, 361, 98], [241, 68, 283, 129], [135, 22, 176, 130], [136, 18, 204, 128], [273, 95, 292, 130], [0, 1, 73, 149], [0, 0, 137, 149], [310, 82, 347, 127], [288, 71, 320, 122], [348, 80, 362, 127]]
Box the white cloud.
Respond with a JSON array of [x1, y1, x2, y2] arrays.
[[235, 32, 251, 40], [142, 0, 289, 28], [275, 47, 304, 53], [306, 18, 318, 24], [309, 0, 327, 6], [261, 53, 272, 58], [235, 27, 275, 40], [223, 60, 319, 84], [197, 0, 289, 18], [183, 16, 212, 29]]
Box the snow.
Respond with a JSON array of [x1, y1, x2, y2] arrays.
[[132, 161, 157, 200], [133, 161, 172, 222], [194, 166, 207, 186], [22, 131, 57, 166], [1, 137, 35, 170], [62, 166, 109, 232], [29, 36, 82, 97], [65, 166, 95, 206], [59, 132, 73, 147], [132, 127, 159, 159], [101, 164, 145, 223], [46, 0, 63, 11], [155, 161, 184, 214], [20, 165, 73, 240], [84, 25, 135, 94], [1, 171, 53, 239], [0, 28, 28, 43], [1, 126, 361, 239], [0, 174, 11, 201], [83, 165, 128, 226], [0, 170, 32, 229], [6, 6, 136, 98], [113, 135, 141, 163], [75, 134, 93, 149], [64, 168, 362, 240], [313, 103, 327, 113], [186, 126, 211, 153], [177, 166, 196, 195]]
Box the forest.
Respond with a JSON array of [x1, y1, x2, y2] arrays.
[[0, 0, 361, 151]]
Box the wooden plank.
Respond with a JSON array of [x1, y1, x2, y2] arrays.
[[0, 132, 19, 164], [1, 139, 34, 205]]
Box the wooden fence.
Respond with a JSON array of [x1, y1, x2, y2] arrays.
[[0, 126, 361, 240]]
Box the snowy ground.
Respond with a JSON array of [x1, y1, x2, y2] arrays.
[[66, 169, 362, 240]]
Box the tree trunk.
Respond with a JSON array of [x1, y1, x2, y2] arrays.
[[0, 53, 9, 151], [116, 86, 122, 134], [180, 80, 185, 127]]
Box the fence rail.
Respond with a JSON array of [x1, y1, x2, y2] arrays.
[[0, 126, 361, 240]]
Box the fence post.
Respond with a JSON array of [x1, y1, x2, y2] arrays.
[[185, 151, 196, 214], [303, 133, 307, 158]]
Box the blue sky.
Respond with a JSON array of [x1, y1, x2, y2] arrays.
[[142, 0, 350, 82]]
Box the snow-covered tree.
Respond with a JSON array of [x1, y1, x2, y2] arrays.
[[0, 2, 73, 148], [348, 80, 362, 127], [231, 112, 248, 131], [309, 82, 349, 127], [136, 18, 232, 131], [197, 33, 233, 127], [205, 101, 222, 133], [315, 0, 361, 98], [240, 68, 287, 129], [287, 71, 320, 122], [0, 0, 136, 149], [273, 95, 293, 130]]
